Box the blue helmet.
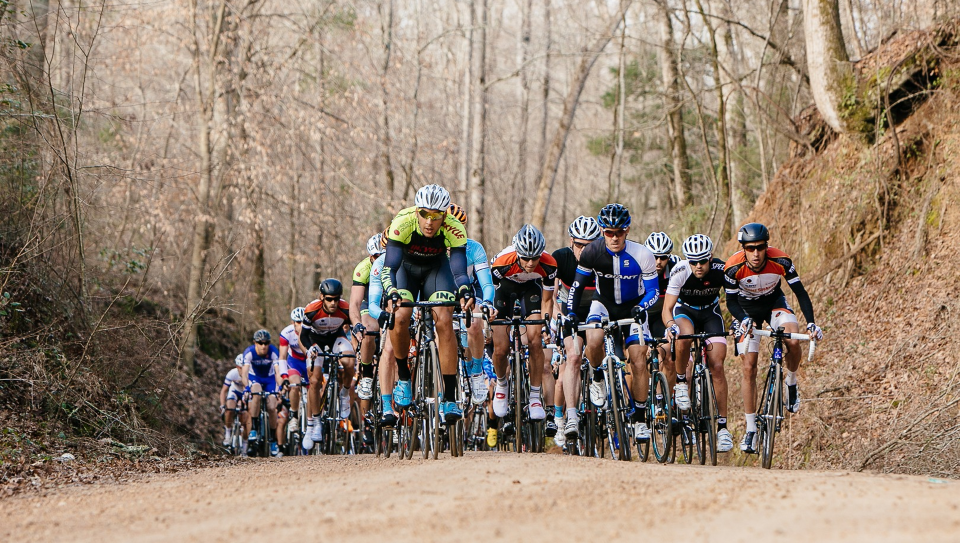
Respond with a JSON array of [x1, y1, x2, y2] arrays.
[[597, 203, 631, 229]]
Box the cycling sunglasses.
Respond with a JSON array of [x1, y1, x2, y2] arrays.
[[255, 341, 270, 346], [654, 255, 671, 261], [743, 243, 768, 253], [417, 209, 445, 221], [602, 229, 627, 238], [690, 258, 711, 266], [323, 296, 340, 302], [572, 241, 590, 249]]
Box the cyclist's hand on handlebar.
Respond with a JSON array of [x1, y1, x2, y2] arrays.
[[563, 313, 578, 336], [377, 311, 389, 329], [666, 323, 680, 339], [631, 305, 647, 322], [352, 323, 366, 340], [219, 404, 225, 416], [806, 322, 823, 341], [738, 318, 754, 337]]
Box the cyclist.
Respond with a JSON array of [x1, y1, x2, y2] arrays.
[[367, 247, 400, 427], [350, 232, 386, 434], [662, 234, 734, 452], [489, 224, 557, 422], [299, 279, 356, 450], [448, 204, 496, 405], [381, 184, 476, 423], [724, 222, 823, 453], [219, 354, 251, 454], [551, 215, 601, 441], [644, 232, 680, 340], [566, 203, 659, 443], [240, 329, 282, 456], [278, 307, 308, 436]]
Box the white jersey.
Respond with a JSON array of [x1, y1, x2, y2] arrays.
[[279, 324, 307, 361], [223, 368, 244, 393]]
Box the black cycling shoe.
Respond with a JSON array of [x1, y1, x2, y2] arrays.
[[545, 418, 558, 437], [501, 421, 515, 437], [380, 413, 398, 427], [740, 431, 758, 454], [787, 384, 800, 413]]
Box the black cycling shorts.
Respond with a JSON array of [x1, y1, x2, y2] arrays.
[[673, 303, 725, 335], [395, 255, 457, 302], [494, 280, 543, 319]]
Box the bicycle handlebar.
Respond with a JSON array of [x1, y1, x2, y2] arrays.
[[675, 331, 731, 340], [490, 318, 547, 326], [398, 300, 460, 308], [751, 329, 817, 361]]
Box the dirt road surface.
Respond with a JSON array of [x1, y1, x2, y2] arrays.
[[2, 453, 958, 542]]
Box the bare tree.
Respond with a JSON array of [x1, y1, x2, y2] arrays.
[[531, 0, 634, 229], [655, 0, 692, 209], [802, 0, 854, 134]]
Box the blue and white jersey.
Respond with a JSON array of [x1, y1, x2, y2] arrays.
[[367, 254, 387, 320], [242, 344, 280, 379], [466, 239, 495, 304], [568, 239, 659, 312]]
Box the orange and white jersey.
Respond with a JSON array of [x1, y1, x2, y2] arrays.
[[723, 247, 800, 301], [490, 246, 557, 290]]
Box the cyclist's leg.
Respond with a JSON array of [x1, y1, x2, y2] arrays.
[[358, 313, 379, 413], [771, 308, 802, 372], [465, 310, 487, 403], [738, 311, 763, 445], [704, 306, 729, 422], [563, 333, 584, 414], [583, 300, 607, 370], [421, 256, 459, 406], [519, 283, 545, 389], [625, 311, 650, 403], [387, 262, 419, 399], [249, 382, 263, 420], [379, 333, 398, 423]]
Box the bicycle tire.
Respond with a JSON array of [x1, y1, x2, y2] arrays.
[[429, 342, 442, 460], [760, 363, 781, 469], [678, 417, 694, 464], [651, 371, 673, 463], [694, 370, 708, 465], [383, 427, 394, 458], [607, 360, 631, 462], [703, 365, 718, 466], [513, 349, 524, 454]]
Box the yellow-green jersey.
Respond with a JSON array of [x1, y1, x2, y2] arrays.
[[385, 206, 467, 263], [352, 257, 374, 287], [382, 207, 471, 301]]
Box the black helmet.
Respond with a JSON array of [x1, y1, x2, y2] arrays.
[[737, 223, 770, 244], [252, 329, 271, 344], [319, 278, 343, 297], [597, 203, 632, 229]]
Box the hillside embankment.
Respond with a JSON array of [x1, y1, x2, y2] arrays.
[[730, 21, 960, 476]]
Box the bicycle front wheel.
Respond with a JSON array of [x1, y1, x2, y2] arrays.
[[650, 372, 673, 463], [703, 367, 718, 466], [428, 341, 442, 460], [759, 363, 782, 469]]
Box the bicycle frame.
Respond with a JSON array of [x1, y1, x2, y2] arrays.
[[491, 314, 547, 454], [751, 327, 815, 469]]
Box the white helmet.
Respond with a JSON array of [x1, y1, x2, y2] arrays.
[[644, 232, 674, 256], [414, 184, 451, 211], [366, 233, 384, 256], [513, 224, 546, 258], [290, 307, 305, 322], [568, 216, 601, 241], [682, 234, 714, 261], [234, 354, 245, 366]]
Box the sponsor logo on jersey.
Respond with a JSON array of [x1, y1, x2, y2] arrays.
[[442, 223, 465, 239], [595, 272, 640, 279], [394, 229, 400, 235]]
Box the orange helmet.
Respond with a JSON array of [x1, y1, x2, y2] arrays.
[[380, 227, 389, 249], [448, 203, 467, 226]]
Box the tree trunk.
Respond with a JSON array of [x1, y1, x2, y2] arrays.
[[468, 0, 487, 244], [514, 0, 532, 219], [655, 0, 691, 209], [253, 203, 267, 327], [379, 0, 396, 196], [606, 10, 627, 203], [716, 2, 750, 229], [802, 0, 853, 134], [458, 0, 475, 203], [531, 0, 634, 229], [537, 0, 551, 180], [695, 0, 732, 237]]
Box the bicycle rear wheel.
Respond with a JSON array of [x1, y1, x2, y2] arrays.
[[513, 351, 525, 454], [693, 370, 707, 465], [759, 363, 781, 469], [650, 372, 673, 463]]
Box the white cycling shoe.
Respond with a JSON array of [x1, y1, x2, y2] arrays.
[[674, 383, 691, 412], [470, 374, 488, 405], [717, 428, 734, 453], [357, 377, 374, 400], [634, 422, 651, 442], [339, 388, 351, 419], [492, 384, 509, 417], [528, 396, 546, 420], [589, 380, 606, 408]]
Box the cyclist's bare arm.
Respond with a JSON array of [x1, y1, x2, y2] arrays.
[[349, 285, 366, 325], [662, 293, 680, 333]]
